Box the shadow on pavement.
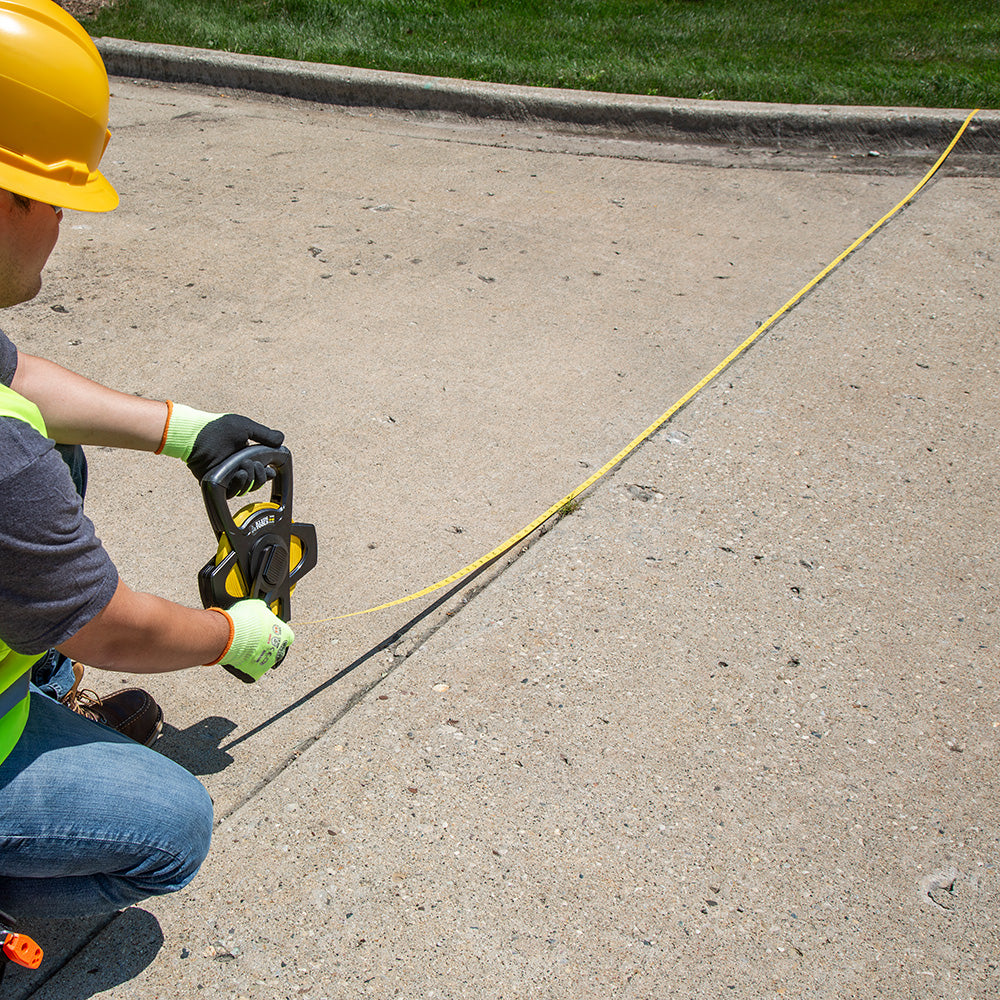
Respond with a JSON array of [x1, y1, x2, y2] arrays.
[[154, 716, 238, 776], [3, 908, 162, 1000]]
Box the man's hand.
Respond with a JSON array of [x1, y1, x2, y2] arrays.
[[210, 600, 294, 683], [188, 414, 284, 494], [158, 403, 284, 497]]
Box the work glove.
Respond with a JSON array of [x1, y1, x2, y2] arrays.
[[158, 402, 284, 497], [209, 599, 294, 683]]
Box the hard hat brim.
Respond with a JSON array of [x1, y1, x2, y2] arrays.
[[0, 164, 119, 213]]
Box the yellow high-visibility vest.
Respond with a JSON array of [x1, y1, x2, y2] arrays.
[[0, 383, 48, 763]]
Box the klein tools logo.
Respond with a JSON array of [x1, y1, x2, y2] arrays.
[[243, 511, 277, 535]]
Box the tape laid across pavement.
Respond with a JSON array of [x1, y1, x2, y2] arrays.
[[292, 109, 981, 627]]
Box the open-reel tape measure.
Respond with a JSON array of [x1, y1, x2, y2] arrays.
[[198, 445, 317, 624]]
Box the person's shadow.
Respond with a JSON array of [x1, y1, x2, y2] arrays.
[[153, 715, 238, 775], [2, 908, 162, 998]]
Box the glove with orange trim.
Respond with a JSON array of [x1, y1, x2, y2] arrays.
[[158, 402, 284, 497], [209, 599, 294, 683]]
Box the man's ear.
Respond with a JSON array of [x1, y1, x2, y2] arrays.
[[1, 190, 31, 213], [0, 189, 29, 217]]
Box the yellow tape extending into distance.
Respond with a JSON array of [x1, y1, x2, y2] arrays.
[[295, 109, 980, 628]]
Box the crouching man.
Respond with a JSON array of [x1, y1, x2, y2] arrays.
[[0, 0, 292, 917]]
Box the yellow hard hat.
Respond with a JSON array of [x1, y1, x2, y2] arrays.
[[0, 0, 118, 212]]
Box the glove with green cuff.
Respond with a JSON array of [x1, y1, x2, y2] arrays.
[[159, 402, 284, 497], [210, 599, 294, 683]]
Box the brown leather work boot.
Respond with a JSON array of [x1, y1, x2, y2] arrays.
[[61, 663, 164, 747]]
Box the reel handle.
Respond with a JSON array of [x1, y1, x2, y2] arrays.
[[200, 445, 291, 539]]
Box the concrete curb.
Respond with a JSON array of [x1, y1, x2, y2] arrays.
[[95, 37, 1000, 153]]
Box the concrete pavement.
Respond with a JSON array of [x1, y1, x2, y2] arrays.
[[3, 70, 998, 998]]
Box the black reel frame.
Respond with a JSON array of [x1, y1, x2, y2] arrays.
[[198, 445, 317, 624]]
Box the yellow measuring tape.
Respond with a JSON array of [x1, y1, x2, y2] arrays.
[[295, 108, 980, 627]]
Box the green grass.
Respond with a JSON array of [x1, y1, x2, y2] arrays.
[[83, 0, 998, 108]]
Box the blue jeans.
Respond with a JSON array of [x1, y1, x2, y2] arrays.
[[0, 446, 214, 918], [0, 687, 213, 918]]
